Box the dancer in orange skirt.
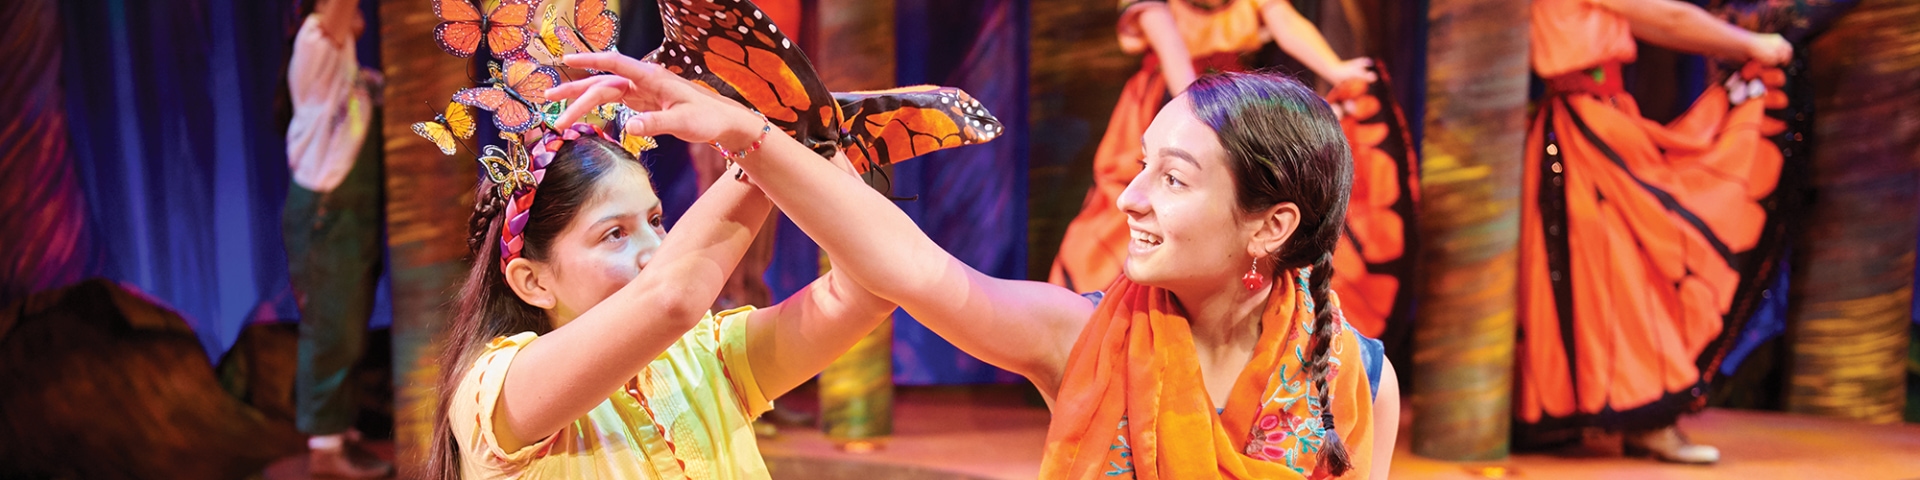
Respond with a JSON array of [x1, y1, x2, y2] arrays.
[[1515, 0, 1793, 464], [1051, 0, 1416, 339]]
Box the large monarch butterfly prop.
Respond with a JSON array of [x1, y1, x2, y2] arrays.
[[433, 0, 534, 60], [1325, 66, 1420, 343], [644, 0, 1003, 169]]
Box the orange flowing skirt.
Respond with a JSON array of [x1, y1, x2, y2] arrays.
[[1050, 56, 1419, 340], [1515, 64, 1787, 436]]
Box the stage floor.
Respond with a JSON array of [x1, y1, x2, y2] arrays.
[[756, 386, 1920, 480], [266, 385, 1920, 479]]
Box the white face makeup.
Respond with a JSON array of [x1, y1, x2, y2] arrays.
[[536, 164, 666, 325]]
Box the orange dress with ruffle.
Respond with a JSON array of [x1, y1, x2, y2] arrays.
[[1514, 0, 1787, 437]]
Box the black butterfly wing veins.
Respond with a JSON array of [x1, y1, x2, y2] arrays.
[[833, 86, 1004, 171], [644, 0, 843, 158]]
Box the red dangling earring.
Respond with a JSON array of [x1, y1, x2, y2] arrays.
[[1242, 257, 1266, 291]]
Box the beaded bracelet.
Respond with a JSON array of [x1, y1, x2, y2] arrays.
[[710, 109, 772, 179]]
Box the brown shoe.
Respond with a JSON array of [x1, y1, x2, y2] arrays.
[[309, 439, 393, 478], [1625, 426, 1720, 465]]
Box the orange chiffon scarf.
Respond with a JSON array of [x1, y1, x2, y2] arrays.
[[1040, 271, 1375, 479]]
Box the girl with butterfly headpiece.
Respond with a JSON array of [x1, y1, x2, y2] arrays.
[[422, 1, 1006, 478], [281, 0, 392, 476]]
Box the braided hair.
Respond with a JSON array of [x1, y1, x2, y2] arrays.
[[1188, 71, 1356, 476], [425, 135, 644, 480]]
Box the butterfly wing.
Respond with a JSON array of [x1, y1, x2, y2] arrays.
[[833, 86, 1003, 172], [455, 87, 540, 133], [572, 0, 621, 52], [503, 59, 560, 104], [444, 102, 477, 139], [644, 0, 842, 158], [485, 0, 535, 60], [478, 145, 521, 199], [526, 1, 569, 65], [433, 0, 485, 58], [411, 121, 459, 155]]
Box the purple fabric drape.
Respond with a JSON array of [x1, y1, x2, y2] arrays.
[[0, 0, 88, 308], [58, 0, 391, 357]]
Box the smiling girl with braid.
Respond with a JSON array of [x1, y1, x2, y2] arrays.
[[551, 50, 1400, 478]]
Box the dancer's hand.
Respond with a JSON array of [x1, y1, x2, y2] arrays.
[[1323, 57, 1377, 86], [1745, 33, 1792, 66], [544, 52, 765, 152]]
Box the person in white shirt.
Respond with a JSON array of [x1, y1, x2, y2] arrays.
[[281, 0, 390, 476]]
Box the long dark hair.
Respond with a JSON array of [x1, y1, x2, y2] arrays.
[[1187, 71, 1356, 476], [424, 136, 643, 479]]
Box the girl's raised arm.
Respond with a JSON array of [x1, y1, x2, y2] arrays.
[[551, 53, 1097, 397]]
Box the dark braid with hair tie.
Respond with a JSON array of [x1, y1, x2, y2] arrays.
[[1190, 71, 1355, 476], [466, 186, 508, 255], [1303, 250, 1352, 477]]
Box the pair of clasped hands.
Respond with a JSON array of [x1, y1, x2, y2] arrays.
[[542, 52, 848, 175]]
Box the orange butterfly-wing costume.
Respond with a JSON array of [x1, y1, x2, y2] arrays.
[[434, 0, 534, 60], [644, 0, 1003, 168]]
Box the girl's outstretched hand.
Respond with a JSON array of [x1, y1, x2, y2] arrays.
[[544, 52, 765, 153]]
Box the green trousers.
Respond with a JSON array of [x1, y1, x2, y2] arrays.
[[281, 115, 384, 436]]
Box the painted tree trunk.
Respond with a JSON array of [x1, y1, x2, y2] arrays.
[[1409, 0, 1530, 462], [811, 0, 899, 445], [1787, 0, 1919, 425], [379, 0, 478, 472]]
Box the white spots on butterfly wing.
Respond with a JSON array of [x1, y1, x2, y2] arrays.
[[753, 9, 763, 19], [781, 38, 790, 49], [769, 24, 778, 33], [695, 65, 703, 74], [738, 25, 749, 34]]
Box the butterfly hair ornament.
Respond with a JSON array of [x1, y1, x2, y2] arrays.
[[417, 0, 1008, 273]]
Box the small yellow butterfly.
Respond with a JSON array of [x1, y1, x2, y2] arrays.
[[621, 133, 658, 156], [595, 103, 658, 155], [410, 102, 476, 155]]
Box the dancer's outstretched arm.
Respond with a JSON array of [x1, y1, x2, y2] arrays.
[[1595, 0, 1791, 64], [1256, 0, 1376, 85], [1131, 1, 1199, 93], [547, 54, 1094, 400]]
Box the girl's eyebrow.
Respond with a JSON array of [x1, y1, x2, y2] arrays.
[[1157, 147, 1201, 170]]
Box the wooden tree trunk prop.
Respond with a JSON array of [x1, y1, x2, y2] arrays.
[[1786, 0, 1919, 424], [379, 1, 478, 472], [811, 0, 898, 447], [1409, 0, 1530, 461]]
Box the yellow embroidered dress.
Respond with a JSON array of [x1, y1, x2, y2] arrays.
[[450, 307, 772, 479]]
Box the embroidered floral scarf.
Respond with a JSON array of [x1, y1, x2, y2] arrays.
[[1040, 269, 1375, 479]]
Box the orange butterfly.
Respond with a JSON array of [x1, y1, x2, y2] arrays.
[[528, 0, 621, 70], [835, 86, 1003, 172], [644, 0, 1002, 171], [563, 0, 620, 53], [434, 0, 535, 60], [454, 60, 560, 133], [644, 0, 843, 157]]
